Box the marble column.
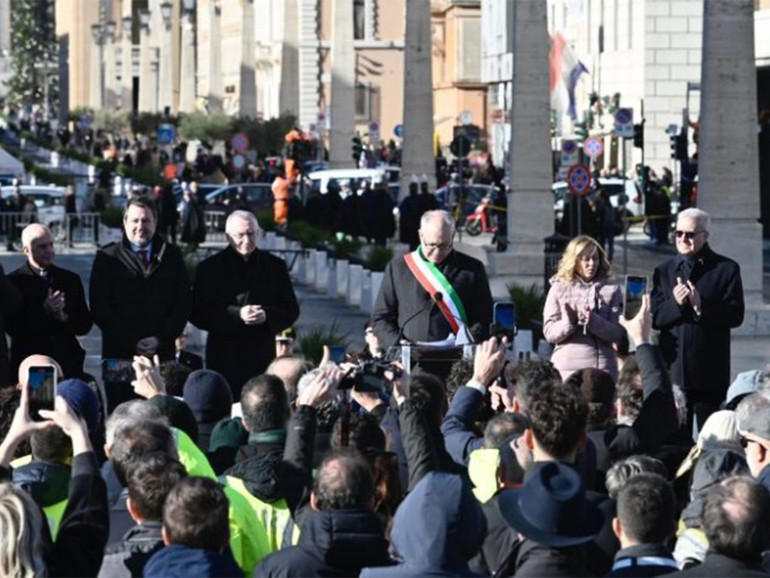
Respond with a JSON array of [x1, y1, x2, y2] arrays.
[[400, 0, 435, 198], [121, 15, 133, 111], [208, 0, 223, 113], [488, 0, 553, 282], [138, 10, 155, 112], [279, 0, 300, 117], [89, 24, 104, 110], [103, 22, 117, 109], [698, 0, 767, 332], [329, 0, 356, 169], [157, 3, 174, 114], [238, 0, 257, 117], [179, 5, 196, 113]]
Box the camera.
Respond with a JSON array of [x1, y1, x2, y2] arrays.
[[338, 359, 402, 392]]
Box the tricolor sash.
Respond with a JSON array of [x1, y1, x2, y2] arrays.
[[403, 248, 470, 339]]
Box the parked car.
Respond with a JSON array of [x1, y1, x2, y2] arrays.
[[204, 183, 274, 213], [0, 185, 66, 228], [553, 178, 644, 230], [435, 183, 498, 222]]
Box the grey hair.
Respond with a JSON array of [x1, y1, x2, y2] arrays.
[[20, 223, 51, 249], [420, 209, 455, 236], [677, 208, 710, 232], [105, 400, 165, 448], [225, 210, 259, 232]]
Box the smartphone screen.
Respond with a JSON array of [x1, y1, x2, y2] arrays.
[[329, 345, 346, 364], [624, 275, 648, 319], [28, 365, 56, 420], [493, 302, 517, 341], [102, 358, 135, 384]]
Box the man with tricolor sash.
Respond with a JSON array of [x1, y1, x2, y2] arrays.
[[372, 210, 493, 356]]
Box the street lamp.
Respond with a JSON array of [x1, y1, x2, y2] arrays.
[[90, 24, 104, 109], [160, 1, 173, 24], [121, 15, 133, 111]]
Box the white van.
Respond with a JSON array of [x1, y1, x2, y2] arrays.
[[307, 168, 387, 197]]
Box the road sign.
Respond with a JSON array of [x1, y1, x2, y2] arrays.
[[460, 110, 473, 126], [369, 121, 380, 143], [562, 140, 577, 156], [393, 124, 404, 138], [232, 153, 247, 170], [614, 108, 634, 138], [584, 136, 604, 158], [157, 124, 175, 146], [561, 139, 578, 168], [450, 134, 471, 157], [567, 164, 591, 195], [231, 132, 249, 153]]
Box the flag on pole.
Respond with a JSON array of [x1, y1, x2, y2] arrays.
[[549, 32, 589, 122]]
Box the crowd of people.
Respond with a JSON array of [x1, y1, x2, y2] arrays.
[[0, 178, 764, 578]]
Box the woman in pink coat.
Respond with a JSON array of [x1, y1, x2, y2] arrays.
[[543, 235, 625, 381]]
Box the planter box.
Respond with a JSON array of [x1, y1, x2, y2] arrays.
[[263, 231, 276, 251], [347, 264, 364, 306], [336, 259, 349, 299], [370, 271, 384, 311], [314, 250, 328, 292], [360, 270, 373, 314], [326, 259, 337, 296]]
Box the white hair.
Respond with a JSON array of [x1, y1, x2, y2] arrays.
[[105, 400, 164, 448], [20, 224, 51, 249], [420, 209, 456, 236], [225, 210, 259, 232], [677, 208, 710, 232]]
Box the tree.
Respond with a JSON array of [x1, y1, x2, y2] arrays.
[[5, 0, 58, 115]]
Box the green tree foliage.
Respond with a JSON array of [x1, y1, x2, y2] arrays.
[[179, 112, 232, 141], [6, 0, 58, 113]]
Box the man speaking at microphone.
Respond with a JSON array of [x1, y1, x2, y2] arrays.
[[372, 210, 493, 356]]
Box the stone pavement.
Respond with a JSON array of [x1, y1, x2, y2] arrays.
[[0, 229, 767, 388]]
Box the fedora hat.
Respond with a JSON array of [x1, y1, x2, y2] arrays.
[[498, 462, 603, 547]]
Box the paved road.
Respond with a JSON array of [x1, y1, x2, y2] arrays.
[[1, 232, 766, 387]]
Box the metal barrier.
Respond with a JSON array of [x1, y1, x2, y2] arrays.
[[203, 210, 228, 244], [0, 212, 103, 249]]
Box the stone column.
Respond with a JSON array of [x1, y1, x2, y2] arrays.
[[89, 24, 104, 110], [179, 4, 196, 113], [279, 0, 300, 117], [0, 0, 9, 55], [239, 0, 258, 117], [138, 10, 155, 112], [103, 22, 117, 109], [698, 0, 767, 332], [329, 0, 356, 169], [121, 15, 133, 111], [488, 0, 553, 283], [400, 0, 435, 198], [157, 3, 174, 114], [208, 0, 223, 113]]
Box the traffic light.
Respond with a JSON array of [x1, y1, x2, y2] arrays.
[[669, 134, 678, 159], [351, 135, 363, 161], [633, 123, 644, 149], [675, 134, 688, 161]]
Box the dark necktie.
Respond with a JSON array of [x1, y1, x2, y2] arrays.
[[138, 249, 149, 269]]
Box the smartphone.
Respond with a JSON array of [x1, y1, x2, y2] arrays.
[[329, 345, 347, 364], [28, 365, 56, 420], [102, 358, 135, 384], [624, 275, 648, 320], [492, 302, 517, 342]]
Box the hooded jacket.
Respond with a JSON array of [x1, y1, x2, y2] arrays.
[[361, 471, 487, 577], [254, 508, 391, 577], [144, 544, 242, 578]]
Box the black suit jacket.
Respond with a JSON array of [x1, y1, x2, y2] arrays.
[[191, 246, 299, 395], [651, 244, 744, 402], [0, 263, 22, 386], [8, 262, 92, 378], [372, 249, 493, 348]]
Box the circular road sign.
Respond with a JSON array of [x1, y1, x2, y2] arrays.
[[231, 132, 250, 153], [614, 108, 632, 125], [567, 164, 592, 195], [393, 124, 404, 138], [232, 154, 247, 170], [562, 140, 577, 155], [584, 136, 604, 158]]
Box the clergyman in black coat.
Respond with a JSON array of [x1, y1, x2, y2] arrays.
[[0, 261, 22, 387], [191, 210, 299, 397], [651, 208, 744, 431], [7, 223, 93, 379]]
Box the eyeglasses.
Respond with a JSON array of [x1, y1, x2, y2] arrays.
[[740, 435, 767, 450], [423, 241, 453, 251], [675, 230, 704, 241]]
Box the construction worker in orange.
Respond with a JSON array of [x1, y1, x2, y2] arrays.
[[271, 165, 290, 227], [283, 127, 306, 185]]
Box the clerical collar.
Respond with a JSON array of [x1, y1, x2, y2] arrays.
[[29, 263, 49, 278]]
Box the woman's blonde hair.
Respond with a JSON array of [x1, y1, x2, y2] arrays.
[[0, 483, 47, 577], [554, 235, 612, 283]]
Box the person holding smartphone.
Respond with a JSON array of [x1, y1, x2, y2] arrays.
[[543, 235, 625, 381]]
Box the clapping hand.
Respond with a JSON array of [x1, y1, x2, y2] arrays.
[[43, 289, 67, 321], [131, 355, 166, 398]]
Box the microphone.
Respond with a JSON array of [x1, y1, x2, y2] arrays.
[[393, 292, 443, 346]]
